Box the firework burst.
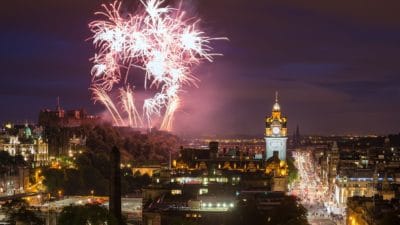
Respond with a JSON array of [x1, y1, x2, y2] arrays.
[[89, 0, 225, 131]]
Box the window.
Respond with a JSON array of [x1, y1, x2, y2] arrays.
[[199, 188, 208, 195], [171, 189, 182, 195]]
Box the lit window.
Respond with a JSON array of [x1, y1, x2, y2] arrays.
[[199, 188, 208, 195], [171, 189, 182, 195]]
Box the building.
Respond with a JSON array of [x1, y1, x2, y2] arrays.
[[140, 95, 299, 224], [0, 124, 49, 167], [0, 166, 29, 196], [38, 103, 99, 156], [2, 137, 49, 167], [265, 92, 287, 161], [174, 142, 266, 173], [327, 141, 340, 190], [38, 101, 99, 128], [334, 168, 376, 205], [347, 196, 400, 225]]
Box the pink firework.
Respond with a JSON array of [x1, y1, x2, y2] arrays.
[[89, 0, 225, 131]]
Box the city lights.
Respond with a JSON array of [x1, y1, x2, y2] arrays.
[[1, 1, 399, 225]]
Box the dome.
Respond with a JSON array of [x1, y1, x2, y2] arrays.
[[272, 91, 280, 111], [273, 102, 280, 111], [25, 126, 32, 137]]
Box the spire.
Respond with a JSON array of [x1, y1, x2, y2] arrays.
[[332, 141, 339, 152], [57, 96, 61, 111], [272, 91, 281, 111], [382, 172, 390, 191]]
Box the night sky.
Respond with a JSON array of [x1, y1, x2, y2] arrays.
[[1, 0, 399, 136]]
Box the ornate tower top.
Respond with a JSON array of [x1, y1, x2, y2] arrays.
[[273, 91, 280, 112], [265, 91, 287, 137]]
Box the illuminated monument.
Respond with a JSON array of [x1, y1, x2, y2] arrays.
[[265, 92, 288, 161]]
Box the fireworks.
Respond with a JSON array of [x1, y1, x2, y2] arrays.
[[89, 0, 225, 131]]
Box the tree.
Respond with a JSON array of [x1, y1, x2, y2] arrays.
[[80, 165, 109, 195], [377, 211, 400, 225], [121, 171, 151, 193], [64, 168, 83, 195], [167, 216, 199, 225], [287, 157, 299, 184], [268, 196, 309, 225], [227, 196, 309, 225], [58, 204, 119, 225], [42, 168, 65, 195], [227, 198, 266, 225], [3, 199, 44, 225]]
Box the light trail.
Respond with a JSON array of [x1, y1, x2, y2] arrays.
[[290, 151, 345, 225]]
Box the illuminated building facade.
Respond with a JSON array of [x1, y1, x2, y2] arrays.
[[334, 169, 376, 205], [38, 100, 100, 128], [1, 124, 49, 167], [174, 142, 265, 173], [334, 169, 396, 205], [265, 92, 288, 161], [327, 141, 340, 190], [347, 196, 400, 225], [2, 137, 49, 167]]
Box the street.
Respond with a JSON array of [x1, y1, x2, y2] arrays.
[[290, 151, 345, 225]]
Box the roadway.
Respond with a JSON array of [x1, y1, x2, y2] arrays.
[[290, 150, 345, 225]]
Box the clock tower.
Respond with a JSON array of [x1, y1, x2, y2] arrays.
[[265, 92, 288, 161]]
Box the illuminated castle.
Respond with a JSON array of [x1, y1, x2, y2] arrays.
[[265, 92, 288, 161]]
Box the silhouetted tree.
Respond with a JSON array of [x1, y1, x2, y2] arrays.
[[42, 168, 64, 195], [4, 199, 44, 225], [58, 204, 119, 225], [227, 196, 309, 225]]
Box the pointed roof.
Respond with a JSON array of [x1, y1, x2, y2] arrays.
[[332, 141, 339, 152], [382, 173, 391, 191]]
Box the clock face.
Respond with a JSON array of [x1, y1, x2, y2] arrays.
[[272, 127, 280, 135]]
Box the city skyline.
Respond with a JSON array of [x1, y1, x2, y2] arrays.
[[1, 0, 400, 136]]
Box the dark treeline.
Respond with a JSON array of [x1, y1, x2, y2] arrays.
[[287, 156, 298, 184], [58, 204, 119, 225], [226, 195, 309, 225], [44, 123, 181, 162], [43, 123, 179, 196], [43, 153, 151, 196], [0, 151, 26, 176]]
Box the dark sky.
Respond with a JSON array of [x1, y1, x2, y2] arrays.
[[1, 0, 399, 136]]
